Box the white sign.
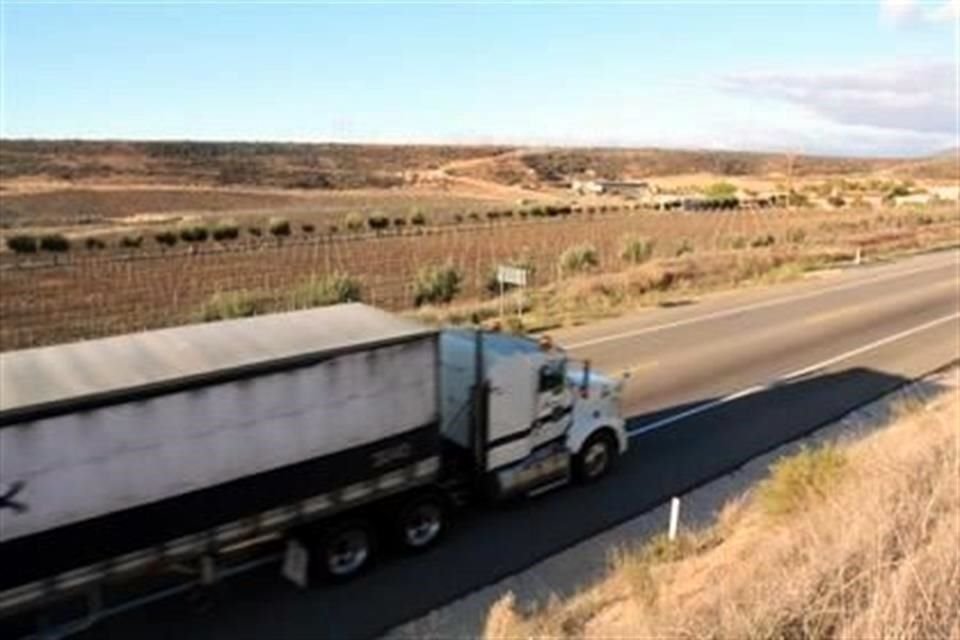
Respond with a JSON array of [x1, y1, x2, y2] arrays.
[[496, 265, 529, 287]]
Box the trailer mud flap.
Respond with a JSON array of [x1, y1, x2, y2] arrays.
[[282, 540, 309, 589]]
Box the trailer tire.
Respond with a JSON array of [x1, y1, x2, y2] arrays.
[[313, 519, 375, 582], [574, 431, 617, 483], [394, 494, 446, 553]]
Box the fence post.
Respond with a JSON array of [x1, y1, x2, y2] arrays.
[[668, 496, 681, 541]]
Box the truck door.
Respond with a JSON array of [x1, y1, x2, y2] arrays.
[[485, 359, 536, 471]]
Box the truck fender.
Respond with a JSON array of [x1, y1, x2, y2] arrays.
[[566, 419, 628, 457]]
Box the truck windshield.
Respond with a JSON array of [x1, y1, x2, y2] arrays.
[[538, 360, 566, 393]]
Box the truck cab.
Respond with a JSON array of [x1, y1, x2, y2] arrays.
[[440, 329, 627, 499]]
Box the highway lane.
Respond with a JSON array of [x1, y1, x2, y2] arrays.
[[556, 250, 958, 423], [84, 250, 959, 640]]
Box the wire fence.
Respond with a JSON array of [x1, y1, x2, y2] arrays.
[[1, 206, 952, 351]]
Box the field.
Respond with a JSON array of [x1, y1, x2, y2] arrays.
[[1, 140, 956, 351], [1, 204, 954, 351], [0, 186, 526, 229]]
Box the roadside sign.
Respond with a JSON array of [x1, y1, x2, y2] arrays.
[[495, 265, 530, 322], [497, 265, 528, 287]]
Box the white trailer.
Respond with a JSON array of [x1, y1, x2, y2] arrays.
[[0, 304, 625, 637]]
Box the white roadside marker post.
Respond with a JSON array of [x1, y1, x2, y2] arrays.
[[668, 496, 681, 541]]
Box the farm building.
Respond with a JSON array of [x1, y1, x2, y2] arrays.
[[572, 179, 652, 197], [892, 193, 935, 207], [928, 185, 959, 201]]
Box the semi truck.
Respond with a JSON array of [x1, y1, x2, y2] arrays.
[[0, 303, 626, 636]]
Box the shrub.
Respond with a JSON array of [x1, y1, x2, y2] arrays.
[[786, 228, 807, 244], [327, 224, 339, 234], [247, 226, 263, 237], [301, 223, 315, 234], [453, 213, 464, 224], [731, 236, 748, 250], [198, 290, 272, 322], [751, 234, 776, 248], [758, 445, 847, 516], [367, 214, 390, 232], [268, 217, 291, 237], [885, 185, 911, 200], [620, 235, 655, 264], [392, 217, 407, 228], [413, 263, 462, 306], [211, 220, 240, 241], [39, 233, 70, 252], [468, 212, 481, 222], [289, 273, 362, 308], [119, 235, 143, 249], [559, 243, 599, 275], [827, 195, 846, 208], [486, 210, 501, 221], [155, 230, 178, 247], [410, 211, 428, 226], [180, 225, 209, 243], [675, 239, 695, 256], [345, 212, 364, 232], [85, 237, 107, 250], [7, 234, 38, 253]]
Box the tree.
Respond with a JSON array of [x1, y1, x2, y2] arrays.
[[704, 182, 738, 199]]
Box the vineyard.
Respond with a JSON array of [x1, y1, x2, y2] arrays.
[[1, 206, 954, 351]]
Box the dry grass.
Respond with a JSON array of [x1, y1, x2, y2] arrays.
[[416, 248, 862, 333], [484, 386, 960, 639]]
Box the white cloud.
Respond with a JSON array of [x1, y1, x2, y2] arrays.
[[880, 0, 920, 25], [880, 0, 959, 25], [722, 61, 954, 136], [925, 0, 959, 22]]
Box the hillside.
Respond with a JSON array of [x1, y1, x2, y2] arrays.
[[0, 140, 515, 189], [483, 379, 960, 639], [2, 140, 951, 192]]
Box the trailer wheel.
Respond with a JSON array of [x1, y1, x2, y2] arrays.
[[395, 495, 446, 552], [318, 520, 374, 581], [575, 431, 616, 483]]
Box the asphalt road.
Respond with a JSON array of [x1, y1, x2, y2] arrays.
[[84, 250, 959, 640]]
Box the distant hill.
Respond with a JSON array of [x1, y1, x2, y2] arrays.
[[0, 140, 514, 190], [0, 139, 953, 190], [512, 147, 898, 182]]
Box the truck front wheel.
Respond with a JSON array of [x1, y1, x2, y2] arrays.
[[574, 431, 617, 483], [394, 494, 446, 552], [318, 520, 374, 581]]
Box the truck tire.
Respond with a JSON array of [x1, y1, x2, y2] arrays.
[[314, 520, 375, 581], [574, 431, 616, 483], [394, 494, 446, 552]]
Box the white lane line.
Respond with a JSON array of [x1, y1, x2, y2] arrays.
[[626, 312, 960, 438], [568, 257, 957, 350]]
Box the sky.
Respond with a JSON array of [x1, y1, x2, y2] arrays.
[[1, 0, 957, 157]]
